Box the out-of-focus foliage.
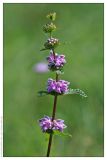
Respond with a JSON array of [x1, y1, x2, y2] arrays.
[[3, 4, 104, 157]]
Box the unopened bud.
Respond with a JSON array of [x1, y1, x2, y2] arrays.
[[44, 38, 59, 49], [46, 12, 56, 21], [43, 22, 56, 33]]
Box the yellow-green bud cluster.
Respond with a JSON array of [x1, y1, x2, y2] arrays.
[[44, 38, 59, 49], [46, 12, 56, 21], [43, 23, 56, 33]]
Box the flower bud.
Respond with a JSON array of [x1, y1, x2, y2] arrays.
[[43, 23, 56, 33], [46, 12, 56, 21], [44, 38, 59, 49]]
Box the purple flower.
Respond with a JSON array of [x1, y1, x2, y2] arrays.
[[53, 119, 67, 132], [39, 116, 67, 132], [46, 50, 66, 70], [47, 78, 70, 94], [39, 116, 52, 132], [33, 62, 49, 73]]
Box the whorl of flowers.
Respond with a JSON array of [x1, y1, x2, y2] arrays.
[[47, 78, 70, 94], [44, 38, 59, 49], [39, 116, 67, 133], [43, 23, 56, 33], [47, 50, 66, 71]]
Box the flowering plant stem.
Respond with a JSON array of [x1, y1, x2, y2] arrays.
[[46, 50, 58, 157], [38, 12, 87, 157]]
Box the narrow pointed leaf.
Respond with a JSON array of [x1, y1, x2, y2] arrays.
[[40, 48, 48, 51]]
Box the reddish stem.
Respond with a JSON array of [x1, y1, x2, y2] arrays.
[[53, 49, 56, 62], [46, 94, 57, 157], [46, 133, 53, 157], [46, 49, 58, 157]]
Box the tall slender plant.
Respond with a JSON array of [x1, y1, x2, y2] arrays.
[[38, 12, 87, 157]]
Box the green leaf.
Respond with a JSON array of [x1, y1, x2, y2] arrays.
[[53, 130, 72, 138], [38, 91, 48, 96], [38, 89, 87, 97], [38, 90, 58, 97], [65, 88, 87, 98], [40, 48, 48, 51]]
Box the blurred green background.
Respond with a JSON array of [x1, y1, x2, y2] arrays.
[[3, 3, 104, 157]]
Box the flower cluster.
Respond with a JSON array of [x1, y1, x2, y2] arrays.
[[43, 23, 56, 33], [46, 12, 56, 21], [47, 78, 70, 94], [47, 50, 66, 71], [39, 116, 67, 132], [44, 38, 59, 49]]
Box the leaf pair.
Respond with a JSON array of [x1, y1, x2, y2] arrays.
[[38, 88, 87, 98]]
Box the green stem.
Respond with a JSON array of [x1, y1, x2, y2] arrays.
[[50, 32, 52, 38]]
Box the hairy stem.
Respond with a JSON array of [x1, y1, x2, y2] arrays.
[[46, 49, 58, 157]]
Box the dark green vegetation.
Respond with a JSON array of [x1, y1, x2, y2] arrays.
[[4, 4, 104, 157]]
